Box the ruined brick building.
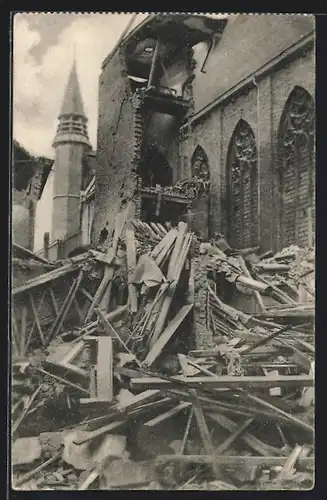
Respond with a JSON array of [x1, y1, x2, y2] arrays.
[[93, 13, 315, 253], [12, 141, 53, 250], [32, 13, 315, 259]]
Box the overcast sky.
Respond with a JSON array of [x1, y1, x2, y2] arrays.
[[13, 12, 228, 159], [13, 13, 149, 158]]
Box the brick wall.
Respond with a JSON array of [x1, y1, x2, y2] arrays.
[[93, 49, 137, 241], [180, 42, 315, 252]]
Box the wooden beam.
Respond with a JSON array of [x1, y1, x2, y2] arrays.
[[215, 418, 254, 455], [19, 305, 27, 356], [143, 303, 193, 367], [189, 388, 221, 478], [148, 37, 161, 89], [46, 270, 84, 346], [144, 401, 191, 427], [13, 253, 88, 295], [206, 412, 277, 457], [126, 226, 138, 313], [150, 227, 192, 346], [74, 389, 161, 444], [97, 337, 114, 401], [49, 287, 59, 316], [240, 390, 314, 433], [32, 366, 89, 394], [28, 292, 45, 345], [180, 407, 194, 454], [130, 374, 314, 390]]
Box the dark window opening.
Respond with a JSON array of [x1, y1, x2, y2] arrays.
[[139, 146, 173, 187], [141, 197, 188, 226]]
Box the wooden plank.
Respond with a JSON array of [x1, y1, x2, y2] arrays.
[[126, 227, 138, 313], [130, 374, 314, 390], [46, 270, 84, 346], [20, 305, 27, 356], [180, 407, 194, 454], [215, 418, 254, 455], [13, 253, 89, 295], [29, 292, 45, 345], [144, 401, 191, 427], [241, 325, 290, 355], [188, 388, 220, 478], [238, 256, 265, 312], [32, 366, 89, 394], [73, 296, 84, 322], [49, 287, 59, 316], [89, 367, 97, 398], [241, 391, 314, 433], [14, 451, 61, 487], [276, 444, 304, 480], [12, 386, 42, 433], [44, 360, 89, 381], [24, 288, 47, 350], [149, 229, 177, 261], [61, 341, 85, 365], [143, 303, 193, 367], [74, 390, 161, 444], [155, 455, 314, 469], [96, 337, 113, 401], [150, 229, 192, 345], [206, 412, 277, 457]]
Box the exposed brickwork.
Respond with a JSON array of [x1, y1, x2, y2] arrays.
[[93, 48, 137, 240], [180, 43, 315, 252]]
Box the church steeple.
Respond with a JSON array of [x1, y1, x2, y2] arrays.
[[53, 58, 91, 148], [51, 56, 91, 246]]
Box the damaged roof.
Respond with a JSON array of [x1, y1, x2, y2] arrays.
[[102, 13, 229, 69], [12, 140, 53, 198]]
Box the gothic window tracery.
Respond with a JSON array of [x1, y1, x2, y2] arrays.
[[277, 86, 315, 248], [227, 119, 258, 249], [191, 145, 210, 181]]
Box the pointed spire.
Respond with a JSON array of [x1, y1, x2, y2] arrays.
[[53, 54, 91, 149], [59, 58, 86, 118]]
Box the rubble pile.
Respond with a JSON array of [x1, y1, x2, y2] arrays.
[[12, 217, 315, 490]]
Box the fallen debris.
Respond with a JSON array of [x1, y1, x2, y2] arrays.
[[11, 218, 315, 490]]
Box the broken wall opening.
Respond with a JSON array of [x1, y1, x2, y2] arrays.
[[140, 196, 188, 226]]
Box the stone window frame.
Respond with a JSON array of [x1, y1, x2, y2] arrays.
[[226, 118, 259, 249], [276, 85, 315, 248]]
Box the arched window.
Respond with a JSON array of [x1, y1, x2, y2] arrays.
[[191, 145, 210, 181], [227, 119, 258, 249], [277, 86, 315, 248]]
